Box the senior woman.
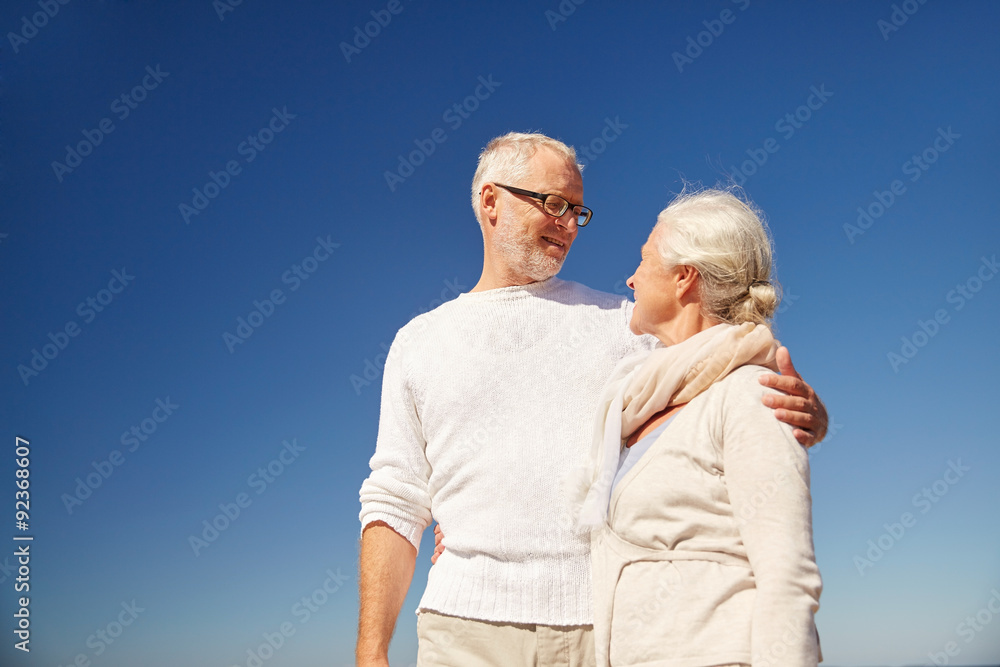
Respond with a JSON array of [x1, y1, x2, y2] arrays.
[[577, 188, 822, 667]]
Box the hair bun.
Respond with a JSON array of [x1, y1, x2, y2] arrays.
[[746, 281, 779, 320]]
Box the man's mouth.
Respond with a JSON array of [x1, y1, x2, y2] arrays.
[[541, 236, 566, 248]]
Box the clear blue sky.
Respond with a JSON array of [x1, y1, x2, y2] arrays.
[[1, 1, 998, 666]]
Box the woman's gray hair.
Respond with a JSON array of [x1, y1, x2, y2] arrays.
[[471, 132, 582, 228], [652, 186, 781, 327]]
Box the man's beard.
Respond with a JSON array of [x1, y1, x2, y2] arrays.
[[492, 214, 566, 283]]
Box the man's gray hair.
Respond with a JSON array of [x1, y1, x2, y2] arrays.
[[653, 186, 781, 327], [471, 132, 582, 228]]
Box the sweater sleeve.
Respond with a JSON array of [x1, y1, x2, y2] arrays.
[[719, 368, 822, 667], [358, 332, 433, 553]]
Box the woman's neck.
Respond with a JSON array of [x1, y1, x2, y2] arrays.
[[648, 305, 722, 347]]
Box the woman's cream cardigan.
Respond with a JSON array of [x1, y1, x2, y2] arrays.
[[590, 365, 822, 667]]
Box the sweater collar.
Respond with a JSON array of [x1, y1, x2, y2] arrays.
[[458, 276, 563, 301]]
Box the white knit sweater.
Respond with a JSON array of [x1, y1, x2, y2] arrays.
[[359, 277, 655, 625]]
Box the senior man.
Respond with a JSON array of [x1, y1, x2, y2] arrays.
[[357, 132, 827, 666]]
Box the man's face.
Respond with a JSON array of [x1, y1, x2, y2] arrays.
[[491, 148, 584, 282]]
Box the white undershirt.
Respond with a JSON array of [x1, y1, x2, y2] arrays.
[[612, 415, 676, 495]]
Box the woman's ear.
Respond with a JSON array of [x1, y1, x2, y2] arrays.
[[675, 265, 700, 301]]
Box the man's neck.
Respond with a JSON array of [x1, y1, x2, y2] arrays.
[[471, 264, 546, 293]]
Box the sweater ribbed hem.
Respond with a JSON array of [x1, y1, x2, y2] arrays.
[[359, 511, 425, 553], [417, 550, 594, 626]]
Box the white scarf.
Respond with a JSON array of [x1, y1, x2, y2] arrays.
[[574, 322, 779, 528]]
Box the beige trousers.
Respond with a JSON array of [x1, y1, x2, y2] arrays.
[[416, 610, 595, 667]]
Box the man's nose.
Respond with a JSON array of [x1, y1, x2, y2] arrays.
[[626, 275, 635, 290], [554, 209, 579, 232]]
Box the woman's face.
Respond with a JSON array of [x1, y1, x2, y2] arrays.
[[626, 228, 684, 339]]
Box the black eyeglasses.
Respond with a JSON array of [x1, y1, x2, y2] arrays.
[[494, 184, 593, 227]]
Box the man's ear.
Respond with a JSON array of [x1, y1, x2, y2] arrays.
[[480, 184, 499, 225]]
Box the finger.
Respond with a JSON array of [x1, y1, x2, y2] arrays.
[[763, 393, 812, 413], [773, 408, 818, 432], [434, 524, 442, 536], [430, 552, 438, 564], [792, 427, 818, 447], [775, 346, 801, 379], [759, 373, 811, 398], [766, 389, 829, 445]]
